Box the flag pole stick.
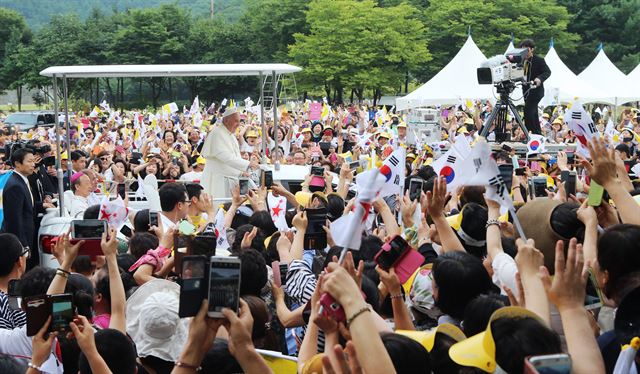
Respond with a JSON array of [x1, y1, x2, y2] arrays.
[[320, 169, 381, 316], [509, 207, 527, 241]]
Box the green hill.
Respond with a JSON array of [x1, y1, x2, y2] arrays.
[[0, 0, 245, 28]]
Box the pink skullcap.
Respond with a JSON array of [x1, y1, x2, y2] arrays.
[[70, 172, 85, 184]]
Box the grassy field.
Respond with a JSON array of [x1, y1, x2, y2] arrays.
[[0, 104, 49, 112]]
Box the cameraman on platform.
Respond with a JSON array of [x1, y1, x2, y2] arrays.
[[520, 39, 551, 135]]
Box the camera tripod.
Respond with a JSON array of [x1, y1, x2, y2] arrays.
[[479, 81, 530, 142]]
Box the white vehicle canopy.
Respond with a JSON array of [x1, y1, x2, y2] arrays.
[[39, 63, 302, 214]]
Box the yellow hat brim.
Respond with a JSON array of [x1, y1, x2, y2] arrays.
[[449, 331, 495, 373], [397, 323, 465, 352]]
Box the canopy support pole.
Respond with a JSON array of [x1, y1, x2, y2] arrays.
[[52, 75, 64, 216], [259, 72, 267, 164], [272, 70, 279, 171], [63, 76, 72, 182]]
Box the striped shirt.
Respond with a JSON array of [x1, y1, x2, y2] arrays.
[[284, 259, 325, 353], [0, 292, 26, 330], [284, 260, 316, 306]]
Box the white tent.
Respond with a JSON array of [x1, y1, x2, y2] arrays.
[[504, 41, 515, 53], [396, 36, 494, 111], [577, 47, 640, 105], [628, 63, 640, 88], [541, 44, 604, 106]]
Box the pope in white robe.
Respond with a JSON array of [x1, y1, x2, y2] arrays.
[[201, 108, 250, 198]]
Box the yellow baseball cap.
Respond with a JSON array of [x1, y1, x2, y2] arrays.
[[246, 130, 258, 138], [397, 323, 466, 352], [457, 126, 469, 134], [294, 191, 311, 206], [301, 127, 311, 133], [449, 306, 544, 373], [378, 132, 391, 139], [196, 156, 206, 165], [397, 122, 407, 128], [464, 118, 474, 125]]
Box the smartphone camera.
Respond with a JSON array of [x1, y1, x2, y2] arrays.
[[311, 166, 324, 177], [304, 208, 328, 250], [262, 170, 273, 189], [239, 178, 249, 196], [8, 279, 21, 297], [117, 183, 126, 199], [148, 211, 159, 228], [532, 177, 547, 198], [408, 178, 423, 201], [207, 257, 242, 318], [71, 219, 107, 240], [50, 295, 74, 333], [376, 236, 408, 270]]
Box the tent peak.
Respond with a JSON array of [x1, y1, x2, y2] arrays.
[[597, 42, 603, 51], [549, 37, 554, 48], [468, 25, 471, 36]]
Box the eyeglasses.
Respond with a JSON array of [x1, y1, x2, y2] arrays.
[[21, 246, 30, 259], [100, 157, 109, 161]]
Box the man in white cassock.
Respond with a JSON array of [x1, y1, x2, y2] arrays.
[[201, 108, 250, 198]]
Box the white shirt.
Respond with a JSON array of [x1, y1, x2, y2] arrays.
[[160, 212, 177, 233], [103, 168, 114, 182], [70, 194, 89, 218], [240, 143, 256, 153], [0, 326, 62, 373], [267, 138, 291, 156]]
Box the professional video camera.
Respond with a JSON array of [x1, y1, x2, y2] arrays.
[[4, 141, 52, 165], [477, 48, 529, 85]]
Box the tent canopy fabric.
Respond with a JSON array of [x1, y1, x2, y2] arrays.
[[396, 36, 494, 111], [628, 63, 640, 88], [577, 49, 640, 105], [541, 46, 604, 106], [40, 64, 302, 78]]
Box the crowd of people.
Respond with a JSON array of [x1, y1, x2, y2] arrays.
[[0, 96, 638, 374]]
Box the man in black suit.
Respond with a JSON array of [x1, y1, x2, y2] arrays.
[[520, 39, 551, 135], [2, 148, 38, 264]]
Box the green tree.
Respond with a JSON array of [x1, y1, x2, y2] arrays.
[[0, 32, 34, 110], [558, 0, 640, 73], [421, 0, 580, 81], [23, 13, 88, 91], [108, 4, 192, 107], [0, 6, 30, 100], [241, 0, 310, 62], [183, 18, 255, 102], [289, 0, 430, 103], [0, 7, 29, 63]]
